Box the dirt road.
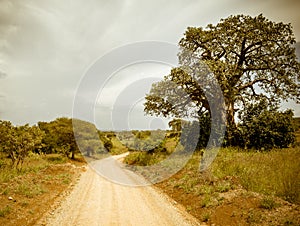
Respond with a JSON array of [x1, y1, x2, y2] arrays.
[[39, 154, 200, 226]]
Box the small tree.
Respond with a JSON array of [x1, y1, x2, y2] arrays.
[[14, 125, 44, 167], [0, 120, 17, 165], [0, 121, 44, 168], [238, 100, 295, 150]]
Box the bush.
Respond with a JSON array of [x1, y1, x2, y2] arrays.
[[238, 100, 295, 150], [180, 115, 210, 151], [124, 151, 160, 166], [260, 196, 278, 210]]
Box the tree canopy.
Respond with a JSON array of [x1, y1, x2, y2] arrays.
[[144, 14, 300, 145], [0, 117, 105, 165], [0, 121, 44, 167]]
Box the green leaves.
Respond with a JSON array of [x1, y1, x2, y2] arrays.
[[0, 121, 45, 168], [238, 100, 295, 149], [38, 118, 80, 159], [144, 14, 299, 147]]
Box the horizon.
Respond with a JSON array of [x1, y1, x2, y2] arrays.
[[0, 0, 299, 130]]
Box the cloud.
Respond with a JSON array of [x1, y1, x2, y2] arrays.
[[0, 71, 7, 79], [0, 0, 299, 127]]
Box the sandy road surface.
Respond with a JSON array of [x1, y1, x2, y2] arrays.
[[39, 153, 200, 226]]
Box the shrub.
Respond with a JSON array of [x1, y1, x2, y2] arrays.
[[260, 196, 278, 210], [238, 100, 295, 149], [180, 116, 210, 151]]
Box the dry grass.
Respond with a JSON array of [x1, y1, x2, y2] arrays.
[[154, 147, 300, 225], [0, 153, 85, 225], [211, 147, 300, 203]]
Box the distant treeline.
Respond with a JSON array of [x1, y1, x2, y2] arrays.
[[0, 118, 118, 167]]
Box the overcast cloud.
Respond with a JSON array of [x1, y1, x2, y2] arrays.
[[0, 0, 299, 130]]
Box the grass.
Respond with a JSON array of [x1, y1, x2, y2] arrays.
[[0, 154, 49, 184], [0, 152, 84, 225], [124, 151, 164, 166], [109, 136, 129, 155], [16, 182, 46, 198], [201, 212, 210, 222], [56, 173, 72, 184], [0, 153, 81, 198], [123, 136, 181, 166], [149, 146, 300, 225], [246, 209, 263, 224], [125, 144, 300, 205], [211, 147, 300, 203], [0, 206, 11, 217], [45, 155, 67, 164], [121, 139, 300, 224], [260, 196, 278, 210]]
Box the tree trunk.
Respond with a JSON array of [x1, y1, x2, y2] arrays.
[[71, 150, 75, 159], [225, 98, 237, 146]]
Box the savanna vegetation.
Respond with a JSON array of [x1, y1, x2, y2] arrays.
[[0, 151, 86, 225], [125, 14, 300, 225], [0, 13, 299, 226], [0, 117, 122, 225]]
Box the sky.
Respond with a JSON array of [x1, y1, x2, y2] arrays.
[[0, 0, 299, 130]]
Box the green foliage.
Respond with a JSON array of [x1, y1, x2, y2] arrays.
[[98, 131, 113, 152], [168, 119, 182, 131], [238, 100, 295, 149], [73, 119, 104, 157], [0, 154, 50, 184], [16, 182, 45, 198], [124, 151, 160, 166], [293, 117, 300, 146], [38, 118, 79, 159], [260, 196, 278, 210], [180, 116, 211, 151], [117, 130, 166, 152], [201, 212, 210, 222], [46, 155, 67, 164], [144, 14, 300, 147], [0, 121, 44, 168], [123, 133, 180, 165]]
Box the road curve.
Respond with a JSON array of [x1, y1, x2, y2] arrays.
[[39, 154, 200, 226]]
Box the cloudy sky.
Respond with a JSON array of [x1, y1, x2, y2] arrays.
[[0, 0, 299, 130]]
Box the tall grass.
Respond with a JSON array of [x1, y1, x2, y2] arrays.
[[211, 147, 300, 203], [0, 153, 69, 184], [125, 146, 300, 204]]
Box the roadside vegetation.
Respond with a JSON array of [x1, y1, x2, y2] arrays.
[[122, 14, 300, 225], [124, 134, 300, 225], [0, 152, 85, 226], [129, 14, 300, 224], [156, 147, 300, 225]]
